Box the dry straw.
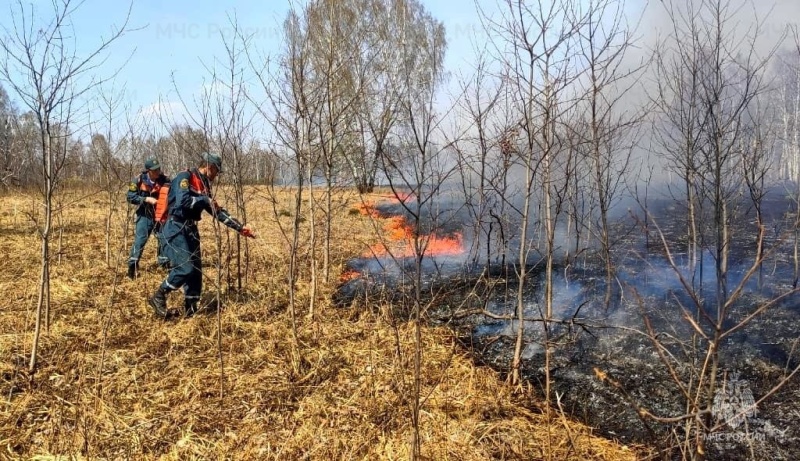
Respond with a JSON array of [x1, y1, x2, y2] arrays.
[[0, 187, 647, 460]]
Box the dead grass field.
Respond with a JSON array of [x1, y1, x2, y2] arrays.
[[0, 185, 647, 460]]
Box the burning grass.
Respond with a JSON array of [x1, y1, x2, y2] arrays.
[[0, 186, 645, 459], [365, 214, 465, 259]]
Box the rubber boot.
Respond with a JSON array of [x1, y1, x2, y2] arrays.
[[183, 298, 199, 318], [127, 263, 138, 280], [148, 287, 170, 319]]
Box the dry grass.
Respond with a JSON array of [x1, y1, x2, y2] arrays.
[[0, 186, 647, 460]]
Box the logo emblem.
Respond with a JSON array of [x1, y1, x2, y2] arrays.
[[712, 372, 756, 429], [129, 182, 137, 192], [179, 178, 189, 189]]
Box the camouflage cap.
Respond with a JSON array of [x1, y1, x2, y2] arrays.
[[144, 157, 161, 171], [202, 152, 223, 172]]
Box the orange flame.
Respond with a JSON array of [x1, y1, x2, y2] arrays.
[[363, 215, 464, 258], [339, 269, 361, 282], [385, 216, 412, 240]]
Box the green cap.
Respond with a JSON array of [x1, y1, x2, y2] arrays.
[[202, 152, 223, 172], [144, 157, 161, 171]]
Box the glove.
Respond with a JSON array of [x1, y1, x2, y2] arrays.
[[240, 227, 256, 239]]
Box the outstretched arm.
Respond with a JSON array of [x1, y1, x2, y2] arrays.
[[211, 202, 256, 238]]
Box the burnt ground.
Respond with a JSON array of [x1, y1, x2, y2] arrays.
[[336, 191, 800, 460], [447, 266, 800, 461]]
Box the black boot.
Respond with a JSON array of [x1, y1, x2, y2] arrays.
[[183, 298, 199, 318], [148, 287, 170, 319], [127, 263, 138, 280]]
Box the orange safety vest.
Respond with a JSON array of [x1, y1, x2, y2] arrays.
[[154, 184, 170, 224], [154, 170, 206, 224]]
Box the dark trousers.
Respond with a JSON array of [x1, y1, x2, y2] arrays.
[[160, 218, 202, 302], [129, 215, 168, 267]]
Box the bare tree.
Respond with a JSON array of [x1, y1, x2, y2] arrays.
[[651, 1, 707, 288], [0, 0, 131, 372], [628, 0, 787, 458], [246, 6, 319, 344], [381, 17, 448, 458], [481, 2, 588, 410], [772, 31, 800, 286], [304, 0, 368, 287], [89, 86, 129, 266], [450, 53, 518, 272], [0, 84, 22, 190], [574, 0, 644, 308], [207, 15, 256, 292], [740, 99, 776, 289]]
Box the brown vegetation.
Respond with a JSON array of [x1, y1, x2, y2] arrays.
[[0, 187, 644, 460]]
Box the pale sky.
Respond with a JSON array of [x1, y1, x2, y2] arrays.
[[0, 0, 495, 123], [1, 0, 798, 138]]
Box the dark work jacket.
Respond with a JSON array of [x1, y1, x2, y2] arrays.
[[166, 168, 243, 232], [126, 171, 170, 218]]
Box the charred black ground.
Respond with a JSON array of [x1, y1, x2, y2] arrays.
[[336, 189, 800, 460]]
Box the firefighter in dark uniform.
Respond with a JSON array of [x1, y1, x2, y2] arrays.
[[126, 157, 170, 279], [148, 152, 255, 319]]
